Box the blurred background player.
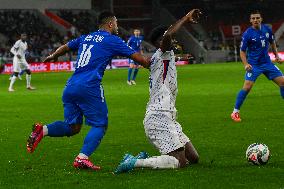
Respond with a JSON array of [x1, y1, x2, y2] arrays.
[[26, 11, 150, 170], [127, 29, 143, 85], [115, 9, 201, 174], [9, 69, 26, 80], [8, 33, 35, 92], [231, 10, 284, 122]]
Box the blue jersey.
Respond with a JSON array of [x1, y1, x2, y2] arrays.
[[240, 24, 274, 65], [127, 35, 143, 52], [67, 30, 136, 87]]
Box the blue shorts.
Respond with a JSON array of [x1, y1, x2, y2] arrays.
[[245, 63, 283, 82], [62, 84, 108, 127], [129, 59, 139, 66]]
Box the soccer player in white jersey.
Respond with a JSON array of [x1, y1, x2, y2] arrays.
[[8, 33, 35, 92], [115, 9, 201, 174]]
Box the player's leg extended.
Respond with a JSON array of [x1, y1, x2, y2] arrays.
[[131, 63, 139, 84], [231, 80, 255, 122], [46, 86, 84, 137], [26, 122, 82, 153], [9, 59, 20, 91], [25, 69, 35, 90], [79, 126, 106, 157], [267, 64, 284, 98], [73, 86, 108, 170], [8, 72, 19, 91], [272, 76, 284, 98], [235, 80, 254, 110], [26, 86, 83, 153], [127, 62, 134, 85], [78, 95, 108, 159], [115, 153, 180, 174]]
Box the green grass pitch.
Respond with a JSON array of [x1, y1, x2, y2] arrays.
[[0, 63, 283, 189]]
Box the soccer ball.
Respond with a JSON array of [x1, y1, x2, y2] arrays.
[[246, 143, 270, 165]]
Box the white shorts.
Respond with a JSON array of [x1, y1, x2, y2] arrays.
[[143, 110, 190, 155], [13, 58, 29, 73]]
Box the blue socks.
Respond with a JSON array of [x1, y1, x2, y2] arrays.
[[132, 68, 139, 81], [128, 68, 133, 81], [46, 121, 73, 137], [80, 126, 106, 157], [46, 122, 106, 156], [280, 86, 284, 99], [234, 89, 249, 110]]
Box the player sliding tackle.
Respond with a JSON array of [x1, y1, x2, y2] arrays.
[[115, 9, 201, 174], [26, 11, 150, 170]]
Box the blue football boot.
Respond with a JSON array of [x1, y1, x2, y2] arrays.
[[135, 151, 149, 159], [114, 154, 137, 174]]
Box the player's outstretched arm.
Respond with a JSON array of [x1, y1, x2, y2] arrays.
[[130, 52, 150, 68], [43, 44, 70, 63], [161, 9, 202, 52]]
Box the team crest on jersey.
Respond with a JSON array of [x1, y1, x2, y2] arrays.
[[265, 33, 269, 38], [247, 72, 252, 77]]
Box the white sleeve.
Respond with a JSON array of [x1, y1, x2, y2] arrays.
[[10, 41, 19, 55]]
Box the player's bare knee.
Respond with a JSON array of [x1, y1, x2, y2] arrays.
[[278, 82, 284, 87], [178, 158, 188, 168], [189, 153, 199, 164], [70, 124, 82, 135], [25, 69, 31, 75], [243, 86, 252, 92], [168, 148, 188, 168]]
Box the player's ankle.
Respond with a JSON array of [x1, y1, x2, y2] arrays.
[[43, 126, 48, 136], [77, 153, 89, 159]]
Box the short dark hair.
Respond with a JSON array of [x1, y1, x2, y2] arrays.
[[98, 11, 115, 25], [250, 10, 262, 16], [149, 26, 168, 45]]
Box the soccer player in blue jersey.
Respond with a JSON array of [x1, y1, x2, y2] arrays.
[[231, 10, 284, 122], [127, 29, 143, 85], [26, 11, 150, 170]]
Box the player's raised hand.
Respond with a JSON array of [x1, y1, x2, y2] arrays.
[[43, 54, 57, 63], [186, 9, 202, 24]]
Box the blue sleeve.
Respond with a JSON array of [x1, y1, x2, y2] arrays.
[[127, 36, 133, 46], [67, 36, 83, 50], [267, 27, 274, 43], [110, 36, 136, 57], [240, 31, 249, 51]]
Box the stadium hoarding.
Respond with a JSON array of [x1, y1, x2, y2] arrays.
[[2, 62, 74, 74], [268, 52, 284, 61], [1, 59, 189, 74]]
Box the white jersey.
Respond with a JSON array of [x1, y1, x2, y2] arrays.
[[10, 40, 27, 62], [146, 49, 177, 112]]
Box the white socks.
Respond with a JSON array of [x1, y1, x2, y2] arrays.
[[43, 126, 48, 136], [134, 155, 179, 169], [26, 74, 31, 88], [9, 76, 17, 89], [233, 108, 239, 113], [78, 153, 89, 159]]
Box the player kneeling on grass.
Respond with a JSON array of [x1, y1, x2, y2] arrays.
[[26, 11, 150, 171], [115, 9, 201, 174]]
